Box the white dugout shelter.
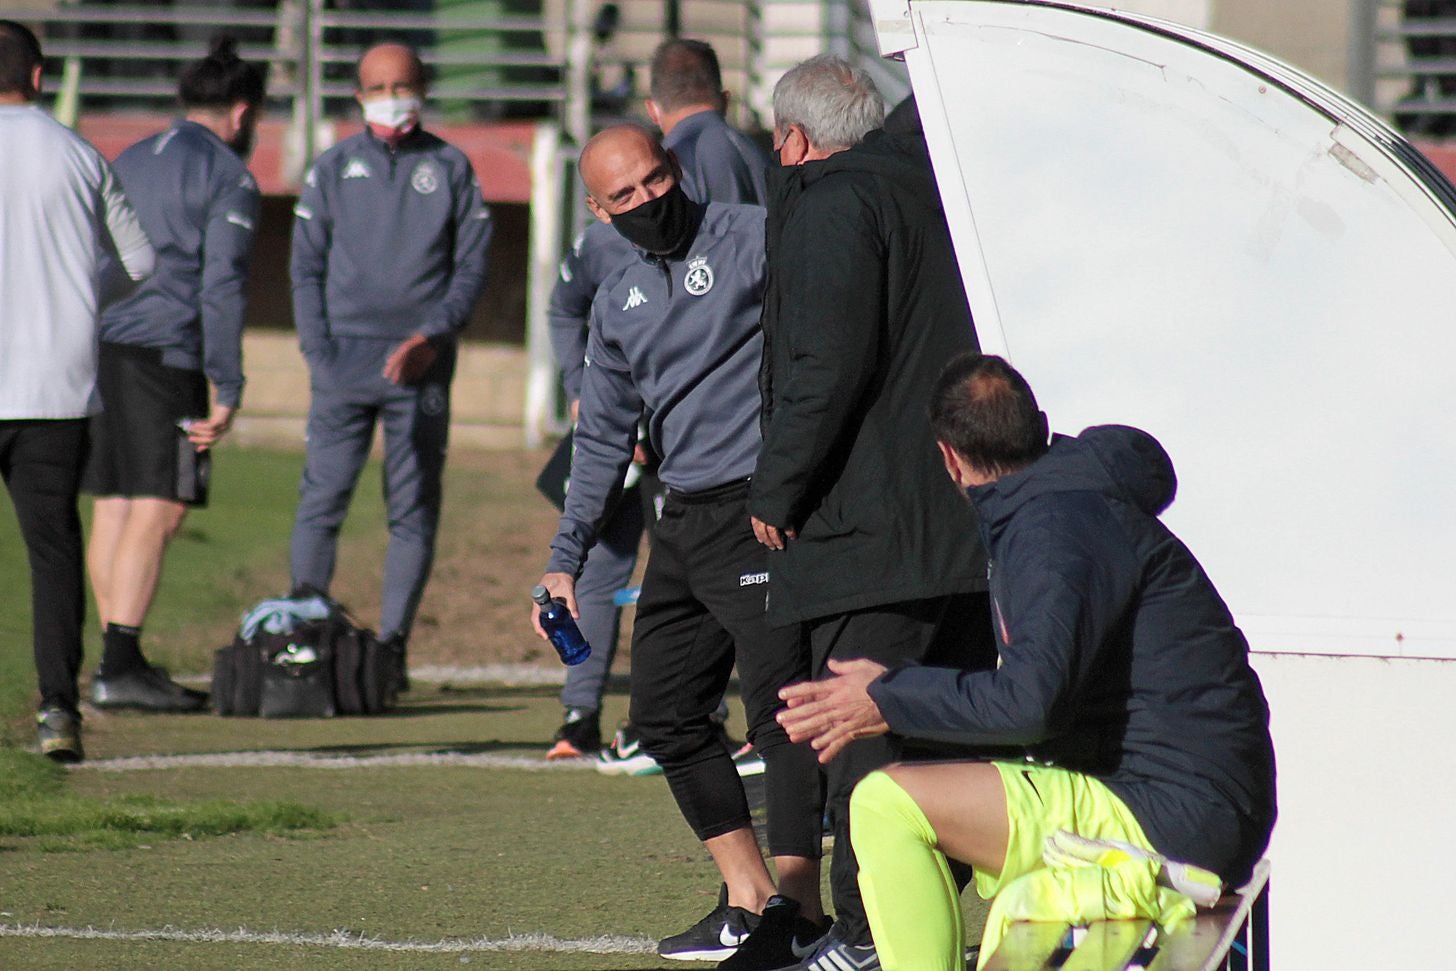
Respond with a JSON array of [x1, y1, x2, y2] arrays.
[[868, 1, 1456, 965]]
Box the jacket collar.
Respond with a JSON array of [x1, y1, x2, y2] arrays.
[[360, 125, 428, 157]]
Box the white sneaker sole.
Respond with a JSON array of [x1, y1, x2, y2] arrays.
[[594, 753, 663, 776]]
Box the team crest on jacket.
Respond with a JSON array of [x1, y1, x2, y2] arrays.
[[420, 384, 447, 416], [411, 162, 439, 195], [685, 256, 714, 296]]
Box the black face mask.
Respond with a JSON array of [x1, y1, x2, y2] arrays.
[[610, 182, 698, 257]]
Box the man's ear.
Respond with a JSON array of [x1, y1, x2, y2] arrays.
[[29, 63, 42, 98], [229, 100, 251, 134], [778, 124, 810, 166], [937, 441, 969, 488], [644, 98, 661, 129], [586, 194, 612, 225]]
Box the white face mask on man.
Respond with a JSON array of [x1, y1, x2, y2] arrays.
[[362, 95, 422, 140]]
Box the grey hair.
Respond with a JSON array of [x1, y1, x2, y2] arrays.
[[772, 54, 885, 151]]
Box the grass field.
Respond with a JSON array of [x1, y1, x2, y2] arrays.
[[0, 444, 987, 968]]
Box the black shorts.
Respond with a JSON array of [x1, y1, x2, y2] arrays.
[[83, 342, 211, 506]]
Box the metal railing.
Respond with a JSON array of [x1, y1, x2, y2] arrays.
[[1368, 0, 1456, 138], [2, 0, 612, 170]]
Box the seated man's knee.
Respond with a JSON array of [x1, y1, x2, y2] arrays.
[[851, 766, 933, 842]]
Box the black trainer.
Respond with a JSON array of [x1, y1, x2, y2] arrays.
[[546, 707, 601, 760], [91, 664, 209, 712], [381, 634, 410, 693], [659, 885, 760, 962], [718, 895, 833, 971], [36, 706, 83, 763]]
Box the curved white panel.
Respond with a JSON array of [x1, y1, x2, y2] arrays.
[[901, 1, 1456, 658]]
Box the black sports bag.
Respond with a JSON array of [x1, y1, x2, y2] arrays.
[[213, 601, 400, 718]]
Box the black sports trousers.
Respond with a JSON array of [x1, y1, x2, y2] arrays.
[[810, 592, 995, 945], [0, 419, 88, 715], [629, 480, 823, 859]]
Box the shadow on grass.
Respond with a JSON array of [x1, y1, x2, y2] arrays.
[[299, 740, 547, 756], [383, 702, 526, 717]]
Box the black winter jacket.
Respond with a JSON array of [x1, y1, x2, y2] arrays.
[[869, 426, 1277, 884], [749, 98, 986, 626]]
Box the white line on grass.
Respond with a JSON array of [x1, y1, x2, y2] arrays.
[[73, 751, 598, 772], [174, 663, 572, 689], [0, 923, 657, 954]]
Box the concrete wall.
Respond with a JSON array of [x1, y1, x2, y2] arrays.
[[232, 331, 528, 452], [1113, 0, 1358, 92], [1212, 0, 1356, 90]]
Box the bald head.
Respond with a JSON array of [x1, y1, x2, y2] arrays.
[[356, 42, 425, 97], [580, 124, 677, 220]]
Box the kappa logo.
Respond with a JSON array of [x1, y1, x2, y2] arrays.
[[738, 571, 769, 587], [342, 158, 371, 180], [684, 256, 714, 296], [622, 286, 648, 311], [411, 161, 439, 195]]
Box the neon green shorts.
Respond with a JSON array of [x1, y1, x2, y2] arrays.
[[974, 760, 1157, 900]]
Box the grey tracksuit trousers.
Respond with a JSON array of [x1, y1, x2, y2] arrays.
[[290, 336, 453, 641], [558, 488, 644, 712]]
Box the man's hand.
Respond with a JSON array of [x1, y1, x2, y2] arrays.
[[531, 571, 578, 640], [383, 334, 438, 385], [751, 515, 796, 551], [186, 404, 236, 451], [778, 658, 890, 763]]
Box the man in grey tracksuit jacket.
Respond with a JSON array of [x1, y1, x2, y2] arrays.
[[543, 51, 770, 756], [535, 126, 826, 963], [289, 45, 491, 656], [85, 45, 266, 713]]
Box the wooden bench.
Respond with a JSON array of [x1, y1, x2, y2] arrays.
[[982, 859, 1270, 971]]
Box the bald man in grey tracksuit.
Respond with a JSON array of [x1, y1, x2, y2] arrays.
[[537, 126, 826, 963], [289, 125, 491, 660]]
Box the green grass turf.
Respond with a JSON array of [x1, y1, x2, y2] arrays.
[[0, 445, 991, 968], [0, 446, 388, 736], [0, 748, 335, 851]]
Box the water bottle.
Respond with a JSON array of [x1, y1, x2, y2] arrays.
[[532, 585, 592, 666]]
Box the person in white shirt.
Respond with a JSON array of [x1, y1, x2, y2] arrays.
[[0, 20, 155, 763]]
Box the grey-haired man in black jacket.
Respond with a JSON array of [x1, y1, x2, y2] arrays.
[[749, 58, 996, 968]]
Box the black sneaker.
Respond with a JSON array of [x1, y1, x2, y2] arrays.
[[36, 706, 83, 763], [546, 707, 601, 760], [659, 885, 760, 962], [718, 896, 833, 971], [91, 664, 209, 712], [381, 634, 410, 693]]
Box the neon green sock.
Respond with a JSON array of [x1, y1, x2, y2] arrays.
[[849, 771, 964, 970]]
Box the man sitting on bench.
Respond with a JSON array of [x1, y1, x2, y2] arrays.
[[778, 353, 1277, 970]]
